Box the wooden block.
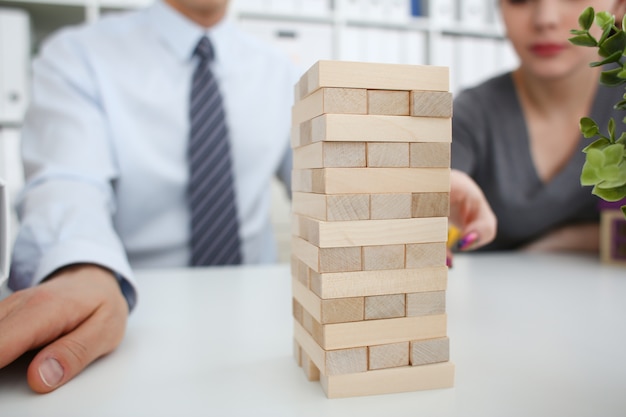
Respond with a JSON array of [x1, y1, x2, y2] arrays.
[[292, 236, 319, 272], [600, 210, 626, 265], [293, 216, 448, 248], [325, 194, 370, 221], [411, 192, 450, 218], [319, 246, 362, 272], [294, 339, 302, 366], [320, 362, 455, 398], [291, 255, 309, 287], [293, 297, 304, 325], [410, 337, 450, 366], [302, 349, 321, 381], [406, 291, 446, 317], [293, 118, 312, 148], [367, 90, 409, 115], [406, 242, 447, 268], [291, 168, 450, 194], [291, 169, 313, 194], [294, 320, 325, 373], [367, 143, 409, 167], [364, 294, 406, 320], [292, 87, 367, 125], [292, 192, 370, 221], [368, 342, 409, 370], [410, 142, 451, 168], [292, 192, 329, 221], [294, 321, 368, 377], [310, 266, 448, 299], [292, 236, 362, 273], [293, 142, 367, 169], [296, 61, 449, 101], [301, 307, 314, 335], [321, 314, 447, 350], [410, 91, 453, 118], [370, 193, 412, 220], [292, 114, 451, 147], [321, 297, 365, 324], [326, 347, 368, 375], [362, 244, 405, 271], [293, 214, 319, 246], [293, 277, 364, 324]]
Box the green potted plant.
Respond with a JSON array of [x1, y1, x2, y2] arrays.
[[570, 7, 626, 263], [569, 6, 626, 216]]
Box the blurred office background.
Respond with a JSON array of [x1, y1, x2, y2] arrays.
[[0, 0, 518, 262]]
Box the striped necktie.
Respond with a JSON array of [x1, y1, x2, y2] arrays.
[[188, 36, 242, 266]]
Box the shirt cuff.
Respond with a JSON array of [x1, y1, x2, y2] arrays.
[[113, 272, 138, 313]]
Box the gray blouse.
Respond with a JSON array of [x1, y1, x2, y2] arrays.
[[451, 72, 624, 250]]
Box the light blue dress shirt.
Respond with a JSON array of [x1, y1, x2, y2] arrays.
[[9, 1, 299, 309]]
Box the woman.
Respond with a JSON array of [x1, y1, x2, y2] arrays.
[[452, 0, 626, 251]]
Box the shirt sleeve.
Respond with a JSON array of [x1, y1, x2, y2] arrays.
[[8, 30, 137, 310]]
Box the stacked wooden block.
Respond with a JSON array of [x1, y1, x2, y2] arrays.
[[290, 60, 455, 398]]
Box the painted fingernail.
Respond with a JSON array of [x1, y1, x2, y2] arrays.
[[456, 232, 479, 251], [39, 357, 64, 387], [446, 255, 453, 268]]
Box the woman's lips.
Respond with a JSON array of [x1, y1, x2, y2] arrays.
[[530, 43, 567, 57]]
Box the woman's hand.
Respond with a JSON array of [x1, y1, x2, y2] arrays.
[[448, 169, 497, 263]]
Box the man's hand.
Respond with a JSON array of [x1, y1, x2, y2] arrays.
[[0, 264, 128, 393]]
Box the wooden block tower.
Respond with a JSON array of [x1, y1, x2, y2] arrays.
[[290, 60, 454, 398]]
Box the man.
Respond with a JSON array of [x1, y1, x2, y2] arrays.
[[1, 0, 297, 393]]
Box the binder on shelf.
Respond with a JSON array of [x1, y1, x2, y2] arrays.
[[458, 0, 488, 29], [411, 0, 422, 17], [404, 30, 427, 65], [237, 18, 332, 72], [0, 8, 30, 125], [268, 0, 297, 15], [338, 26, 363, 62], [387, 0, 411, 24], [235, 0, 271, 13], [0, 178, 8, 290], [335, 0, 366, 20], [423, 0, 456, 26], [298, 0, 331, 18]]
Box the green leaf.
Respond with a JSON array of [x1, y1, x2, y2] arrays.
[[592, 183, 626, 201], [609, 117, 617, 141], [579, 6, 595, 30], [590, 50, 623, 66], [596, 11, 615, 29], [581, 161, 602, 185], [598, 165, 626, 188], [621, 205, 626, 218], [617, 132, 626, 144], [580, 117, 600, 138], [583, 137, 611, 152], [587, 147, 606, 166], [570, 29, 588, 36], [603, 143, 624, 164], [600, 67, 626, 86], [615, 99, 626, 111], [599, 30, 626, 58], [598, 24, 614, 45], [569, 33, 598, 47]]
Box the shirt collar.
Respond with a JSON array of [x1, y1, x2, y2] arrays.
[[148, 0, 233, 64]]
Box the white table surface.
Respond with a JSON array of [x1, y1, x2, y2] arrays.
[[1, 253, 625, 417]]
